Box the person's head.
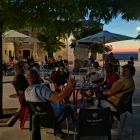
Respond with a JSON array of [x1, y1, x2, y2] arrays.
[[105, 63, 114, 74], [14, 63, 24, 75], [93, 62, 99, 69], [26, 69, 41, 86], [110, 52, 113, 55], [32, 63, 40, 70], [122, 64, 135, 77], [130, 56, 134, 61], [15, 57, 18, 61], [59, 63, 65, 71], [28, 56, 30, 59]]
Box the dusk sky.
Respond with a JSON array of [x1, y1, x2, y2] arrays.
[[103, 15, 140, 52]]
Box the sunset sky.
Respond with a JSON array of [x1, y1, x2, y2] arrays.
[[103, 15, 140, 52]]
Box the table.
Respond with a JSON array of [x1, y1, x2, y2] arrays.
[[73, 83, 99, 108]]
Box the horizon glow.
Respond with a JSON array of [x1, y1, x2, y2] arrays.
[[103, 15, 140, 52]]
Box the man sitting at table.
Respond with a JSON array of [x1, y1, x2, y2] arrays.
[[101, 63, 120, 89], [13, 63, 29, 96], [79, 62, 104, 104], [25, 69, 76, 139], [54, 63, 71, 104]]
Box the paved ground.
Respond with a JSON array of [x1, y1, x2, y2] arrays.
[[0, 61, 140, 140]]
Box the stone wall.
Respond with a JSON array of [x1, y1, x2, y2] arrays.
[[3, 43, 14, 63]]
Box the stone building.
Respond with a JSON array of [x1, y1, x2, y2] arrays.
[[2, 20, 104, 63]]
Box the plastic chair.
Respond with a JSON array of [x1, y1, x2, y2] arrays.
[[28, 102, 75, 140], [75, 107, 112, 140], [11, 82, 29, 129], [108, 91, 134, 139]]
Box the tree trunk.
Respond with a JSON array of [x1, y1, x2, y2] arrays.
[[0, 23, 3, 119]]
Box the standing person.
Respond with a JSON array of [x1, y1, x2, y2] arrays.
[[130, 56, 134, 66], [45, 56, 47, 64], [90, 55, 95, 65], [105, 52, 116, 64], [31, 55, 34, 63], [2, 60, 7, 76], [27, 56, 31, 66], [58, 56, 61, 62]]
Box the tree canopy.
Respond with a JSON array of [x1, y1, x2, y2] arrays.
[[0, 0, 140, 118]]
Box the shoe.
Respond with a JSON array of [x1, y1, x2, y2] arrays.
[[56, 129, 67, 138]]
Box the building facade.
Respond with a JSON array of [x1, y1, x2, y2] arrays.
[[2, 20, 104, 63]]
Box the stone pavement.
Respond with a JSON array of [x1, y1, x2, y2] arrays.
[[0, 61, 140, 140]]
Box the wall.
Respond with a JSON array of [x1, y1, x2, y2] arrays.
[[3, 43, 14, 63]]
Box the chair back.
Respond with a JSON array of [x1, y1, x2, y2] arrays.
[[11, 81, 28, 107], [117, 90, 134, 114], [78, 108, 112, 138], [54, 62, 59, 67], [64, 60, 68, 64], [28, 101, 55, 128]]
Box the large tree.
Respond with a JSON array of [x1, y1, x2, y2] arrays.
[[1, 0, 140, 119]]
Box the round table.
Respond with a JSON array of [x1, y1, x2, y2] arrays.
[[73, 84, 99, 108]]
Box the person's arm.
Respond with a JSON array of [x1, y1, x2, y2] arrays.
[[86, 72, 96, 79], [49, 75, 76, 102], [103, 82, 125, 96], [92, 78, 104, 84]]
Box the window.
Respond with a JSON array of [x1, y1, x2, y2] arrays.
[[5, 50, 8, 55], [22, 31, 29, 36]]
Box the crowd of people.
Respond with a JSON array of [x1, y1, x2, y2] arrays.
[[8, 52, 136, 139]]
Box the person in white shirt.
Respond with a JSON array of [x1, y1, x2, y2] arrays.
[[57, 56, 61, 62], [25, 69, 76, 139], [79, 62, 104, 104]]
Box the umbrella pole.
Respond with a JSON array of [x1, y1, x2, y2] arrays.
[[14, 38, 16, 64]]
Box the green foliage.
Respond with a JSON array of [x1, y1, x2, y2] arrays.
[[90, 43, 112, 53], [37, 29, 66, 53]]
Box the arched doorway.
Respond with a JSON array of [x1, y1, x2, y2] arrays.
[[23, 50, 30, 59]]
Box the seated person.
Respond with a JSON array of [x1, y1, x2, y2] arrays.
[[13, 63, 29, 97], [86, 61, 104, 84], [2, 60, 6, 76], [80, 62, 104, 103], [94, 64, 135, 112], [32, 63, 50, 89], [101, 63, 120, 89], [25, 70, 76, 138], [54, 64, 70, 104]]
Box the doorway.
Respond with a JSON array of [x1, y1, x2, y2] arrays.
[[23, 50, 30, 59], [9, 51, 11, 57], [48, 53, 53, 57]]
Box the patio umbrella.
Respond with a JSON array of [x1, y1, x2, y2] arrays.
[[76, 30, 134, 66], [3, 30, 30, 63]]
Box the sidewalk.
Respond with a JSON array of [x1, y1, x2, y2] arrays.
[[0, 61, 140, 140]]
